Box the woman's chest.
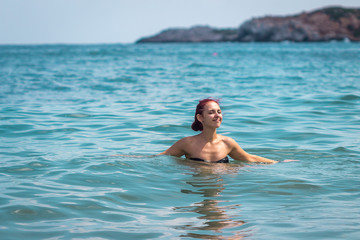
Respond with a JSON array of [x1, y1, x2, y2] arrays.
[[186, 141, 230, 156]]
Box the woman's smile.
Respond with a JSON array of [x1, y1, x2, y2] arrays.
[[213, 117, 221, 122]]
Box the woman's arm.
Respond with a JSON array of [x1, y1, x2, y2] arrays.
[[243, 153, 278, 163], [159, 138, 187, 157], [227, 137, 278, 164]]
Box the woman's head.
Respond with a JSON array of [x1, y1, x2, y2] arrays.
[[191, 98, 221, 131]]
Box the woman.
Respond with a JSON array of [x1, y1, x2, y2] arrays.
[[160, 98, 280, 164]]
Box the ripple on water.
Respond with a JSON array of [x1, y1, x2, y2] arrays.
[[339, 94, 360, 101], [332, 146, 358, 153], [57, 113, 93, 118], [9, 206, 64, 220]]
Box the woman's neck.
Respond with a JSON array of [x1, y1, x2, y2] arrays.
[[200, 128, 218, 143]]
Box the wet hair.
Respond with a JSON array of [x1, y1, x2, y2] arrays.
[[191, 98, 220, 131]]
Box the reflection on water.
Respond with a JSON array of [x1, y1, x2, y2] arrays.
[[174, 160, 249, 239]]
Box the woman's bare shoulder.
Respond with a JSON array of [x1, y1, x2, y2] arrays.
[[184, 135, 201, 143], [219, 135, 239, 149], [177, 135, 198, 144], [219, 135, 236, 143]]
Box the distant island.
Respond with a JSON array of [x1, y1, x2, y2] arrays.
[[136, 6, 360, 43]]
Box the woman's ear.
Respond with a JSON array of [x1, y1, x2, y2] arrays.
[[196, 113, 203, 123]]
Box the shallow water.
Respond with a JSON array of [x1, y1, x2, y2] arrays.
[[0, 43, 359, 239]]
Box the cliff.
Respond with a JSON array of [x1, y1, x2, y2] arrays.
[[136, 7, 360, 43], [136, 26, 238, 43], [238, 7, 360, 42]]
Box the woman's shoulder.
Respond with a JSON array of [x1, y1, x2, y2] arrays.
[[177, 135, 197, 144], [184, 135, 202, 143], [219, 135, 237, 145]]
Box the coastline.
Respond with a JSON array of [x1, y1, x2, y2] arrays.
[[136, 6, 360, 43]]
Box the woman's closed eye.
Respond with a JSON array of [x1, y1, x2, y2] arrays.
[[208, 110, 221, 114]]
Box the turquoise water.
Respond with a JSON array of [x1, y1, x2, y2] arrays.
[[0, 43, 359, 239]]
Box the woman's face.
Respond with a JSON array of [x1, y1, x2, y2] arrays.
[[197, 101, 222, 129]]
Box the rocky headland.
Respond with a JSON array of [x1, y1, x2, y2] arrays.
[[136, 7, 360, 43], [136, 26, 238, 43]]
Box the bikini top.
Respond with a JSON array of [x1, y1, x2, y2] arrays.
[[189, 156, 229, 163]]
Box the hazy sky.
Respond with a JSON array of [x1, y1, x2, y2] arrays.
[[1, 0, 359, 44]]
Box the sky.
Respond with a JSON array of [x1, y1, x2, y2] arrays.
[[1, 0, 359, 44]]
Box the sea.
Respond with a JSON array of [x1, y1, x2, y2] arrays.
[[0, 42, 359, 240]]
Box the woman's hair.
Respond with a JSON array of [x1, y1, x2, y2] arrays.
[[191, 98, 220, 131]]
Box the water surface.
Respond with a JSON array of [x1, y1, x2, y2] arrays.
[[0, 42, 359, 239]]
